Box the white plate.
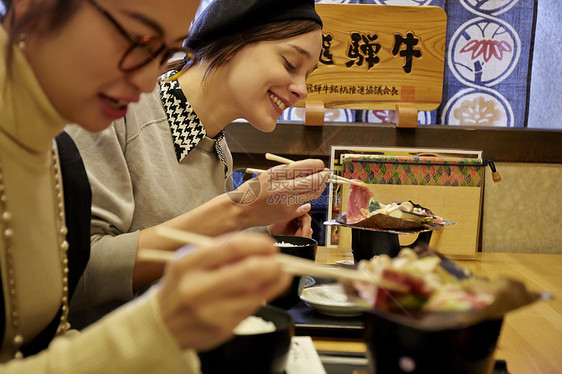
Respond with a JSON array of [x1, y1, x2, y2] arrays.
[[300, 284, 364, 317]]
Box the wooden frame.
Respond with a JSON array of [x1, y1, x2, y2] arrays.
[[324, 146, 484, 252]]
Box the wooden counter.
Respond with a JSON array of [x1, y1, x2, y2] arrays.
[[312, 246, 562, 374]]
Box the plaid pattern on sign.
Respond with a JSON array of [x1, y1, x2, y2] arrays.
[[342, 156, 484, 187]]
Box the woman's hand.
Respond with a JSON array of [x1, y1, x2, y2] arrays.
[[268, 203, 313, 238], [232, 159, 330, 228], [154, 232, 292, 351]]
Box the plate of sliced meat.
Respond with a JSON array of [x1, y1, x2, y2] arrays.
[[331, 183, 453, 232]]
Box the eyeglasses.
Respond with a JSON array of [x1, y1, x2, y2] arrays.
[[88, 0, 190, 73]]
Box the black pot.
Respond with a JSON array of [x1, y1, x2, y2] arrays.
[[198, 305, 294, 374], [351, 229, 432, 263], [363, 310, 503, 374], [270, 235, 317, 309]]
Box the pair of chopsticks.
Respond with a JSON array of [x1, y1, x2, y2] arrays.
[[246, 153, 368, 188], [138, 226, 406, 292]]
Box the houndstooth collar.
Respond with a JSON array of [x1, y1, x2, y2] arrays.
[[159, 74, 228, 175], [159, 74, 207, 162]]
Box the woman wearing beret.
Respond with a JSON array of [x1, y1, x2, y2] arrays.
[[0, 0, 292, 372], [66, 0, 328, 323]]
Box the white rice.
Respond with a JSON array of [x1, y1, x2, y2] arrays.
[[274, 241, 299, 247], [233, 316, 276, 335]]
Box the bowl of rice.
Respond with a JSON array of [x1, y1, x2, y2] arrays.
[[270, 235, 318, 309], [272, 235, 317, 260], [198, 305, 294, 374]]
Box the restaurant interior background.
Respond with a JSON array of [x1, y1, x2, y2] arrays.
[[199, 0, 561, 254]]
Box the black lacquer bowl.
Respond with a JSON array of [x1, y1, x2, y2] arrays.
[[198, 305, 294, 374], [270, 235, 317, 309], [272, 235, 317, 260]]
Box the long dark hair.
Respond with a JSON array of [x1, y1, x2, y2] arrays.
[[168, 19, 322, 81], [2, 0, 81, 65]]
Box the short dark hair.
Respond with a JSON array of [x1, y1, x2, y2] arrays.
[[168, 19, 322, 82]]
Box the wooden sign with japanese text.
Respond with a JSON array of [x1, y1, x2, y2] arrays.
[[295, 4, 447, 111]]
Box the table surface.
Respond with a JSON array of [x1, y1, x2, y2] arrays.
[[311, 246, 562, 374]]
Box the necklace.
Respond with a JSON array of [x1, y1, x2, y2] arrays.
[[0, 144, 69, 359]]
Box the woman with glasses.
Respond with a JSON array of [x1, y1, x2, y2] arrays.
[[0, 0, 292, 371], [66, 0, 328, 323]]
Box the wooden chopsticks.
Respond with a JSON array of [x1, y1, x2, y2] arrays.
[[264, 153, 294, 164], [154, 226, 213, 246], [245, 168, 266, 175], [264, 153, 368, 188], [139, 227, 407, 292], [329, 174, 368, 187]]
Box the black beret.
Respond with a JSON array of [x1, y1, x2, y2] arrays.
[[185, 0, 322, 50]]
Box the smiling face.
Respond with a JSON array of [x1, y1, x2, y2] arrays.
[[219, 29, 322, 132], [20, 0, 199, 132]]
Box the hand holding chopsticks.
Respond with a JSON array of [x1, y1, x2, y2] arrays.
[[144, 228, 294, 352], [218, 158, 328, 236], [140, 227, 406, 292]]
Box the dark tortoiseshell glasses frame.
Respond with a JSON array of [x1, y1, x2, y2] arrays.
[[88, 0, 190, 73]]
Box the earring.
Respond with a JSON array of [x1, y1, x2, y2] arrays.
[[18, 32, 26, 49]]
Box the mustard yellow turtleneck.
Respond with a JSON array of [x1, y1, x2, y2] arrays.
[[0, 27, 200, 372], [0, 24, 67, 361]]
